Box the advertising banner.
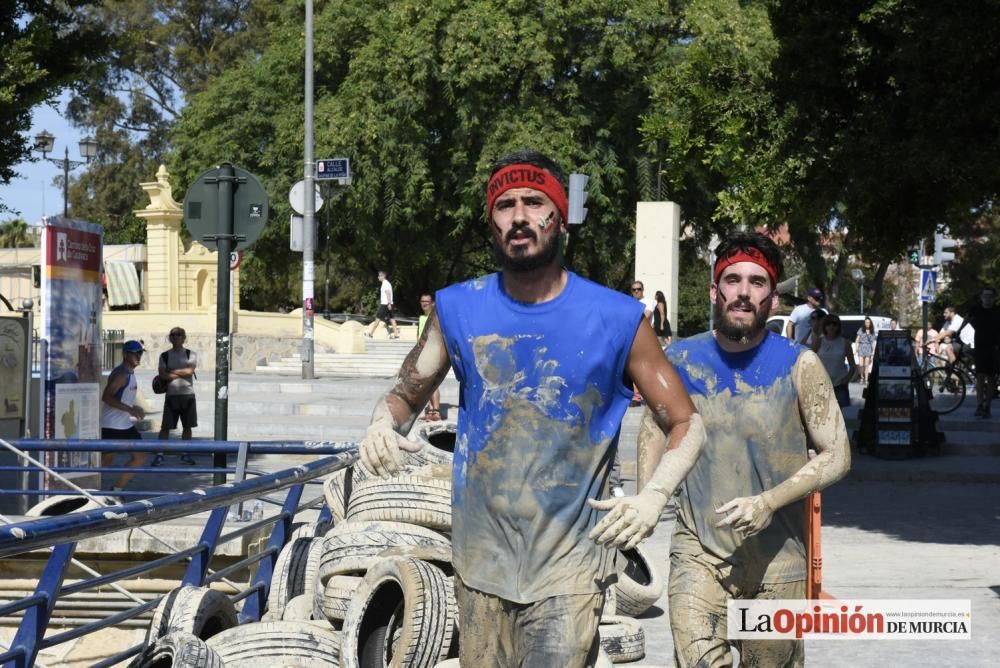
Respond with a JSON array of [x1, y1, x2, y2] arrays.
[[40, 218, 104, 486]]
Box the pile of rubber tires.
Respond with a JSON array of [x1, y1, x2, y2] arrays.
[[130, 421, 666, 667]]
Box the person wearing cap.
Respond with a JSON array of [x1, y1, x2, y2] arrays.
[[785, 286, 825, 343], [100, 339, 148, 492], [358, 148, 705, 666], [637, 231, 850, 667]]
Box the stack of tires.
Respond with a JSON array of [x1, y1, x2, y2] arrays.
[[597, 543, 665, 664], [132, 421, 664, 666]]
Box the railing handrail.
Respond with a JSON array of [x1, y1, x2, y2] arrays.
[[10, 439, 352, 455], [0, 445, 357, 558]]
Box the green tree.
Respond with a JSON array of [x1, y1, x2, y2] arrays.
[[64, 1, 283, 242], [0, 1, 110, 209], [171, 0, 687, 312], [0, 218, 36, 248]]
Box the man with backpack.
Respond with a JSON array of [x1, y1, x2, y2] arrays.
[[152, 326, 197, 466]]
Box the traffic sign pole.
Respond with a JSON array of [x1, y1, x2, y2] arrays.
[[302, 0, 315, 380], [213, 163, 234, 483]]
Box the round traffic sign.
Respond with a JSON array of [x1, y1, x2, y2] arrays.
[[183, 163, 270, 252], [289, 180, 323, 215], [229, 251, 242, 270]]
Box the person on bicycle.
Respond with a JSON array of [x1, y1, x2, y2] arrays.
[[931, 306, 975, 364]]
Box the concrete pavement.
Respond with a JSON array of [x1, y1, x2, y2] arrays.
[[50, 372, 1000, 665]]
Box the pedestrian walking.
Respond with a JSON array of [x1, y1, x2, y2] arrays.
[[784, 286, 824, 343], [653, 290, 672, 346], [958, 288, 1000, 418], [152, 327, 197, 466], [365, 270, 400, 339], [100, 339, 148, 492], [629, 280, 655, 405], [638, 231, 850, 667], [855, 316, 877, 385], [360, 149, 705, 667], [812, 313, 857, 408]]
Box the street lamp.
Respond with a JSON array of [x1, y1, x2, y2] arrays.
[[851, 268, 865, 313], [32, 130, 98, 218]]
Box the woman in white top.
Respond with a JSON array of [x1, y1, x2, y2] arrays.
[[812, 313, 857, 408]]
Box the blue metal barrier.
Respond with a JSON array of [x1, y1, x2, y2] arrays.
[[0, 441, 355, 668], [1, 439, 350, 503]]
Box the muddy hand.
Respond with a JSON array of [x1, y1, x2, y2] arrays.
[[588, 489, 668, 549], [714, 494, 774, 538], [359, 425, 420, 477]]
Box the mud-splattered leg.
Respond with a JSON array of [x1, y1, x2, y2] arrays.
[[669, 528, 735, 668], [737, 580, 805, 668], [518, 591, 603, 668], [456, 576, 515, 667]]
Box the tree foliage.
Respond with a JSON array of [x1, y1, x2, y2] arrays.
[[64, 0, 282, 241], [0, 218, 36, 248], [0, 0, 110, 208], [642, 0, 1000, 310], [171, 0, 685, 312]]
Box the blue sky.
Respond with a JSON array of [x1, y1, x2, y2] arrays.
[[0, 92, 90, 226]]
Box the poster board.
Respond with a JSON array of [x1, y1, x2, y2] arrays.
[[40, 218, 104, 489]]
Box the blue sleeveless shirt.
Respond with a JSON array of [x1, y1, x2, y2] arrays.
[[435, 271, 645, 602], [666, 331, 809, 582]]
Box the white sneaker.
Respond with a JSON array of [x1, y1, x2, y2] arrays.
[[611, 486, 626, 498]]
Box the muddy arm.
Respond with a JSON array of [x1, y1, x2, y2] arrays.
[[361, 307, 451, 475], [763, 350, 851, 511]]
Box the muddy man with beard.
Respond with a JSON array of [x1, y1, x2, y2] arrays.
[[360, 149, 706, 666], [636, 232, 850, 667]]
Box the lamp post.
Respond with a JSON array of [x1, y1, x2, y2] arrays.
[[32, 130, 98, 218], [851, 268, 865, 313]]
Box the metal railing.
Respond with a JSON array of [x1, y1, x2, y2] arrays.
[[30, 329, 124, 372], [0, 439, 356, 668]]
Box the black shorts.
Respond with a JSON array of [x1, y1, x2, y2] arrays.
[[101, 426, 142, 440], [974, 346, 1000, 375], [162, 395, 198, 430], [376, 304, 394, 324]]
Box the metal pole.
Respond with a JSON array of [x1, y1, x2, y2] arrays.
[[922, 300, 929, 370], [301, 0, 316, 379], [860, 282, 864, 314], [62, 146, 69, 217], [324, 207, 331, 317], [213, 163, 235, 485]]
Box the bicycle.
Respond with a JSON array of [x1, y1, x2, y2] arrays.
[[917, 344, 974, 414]]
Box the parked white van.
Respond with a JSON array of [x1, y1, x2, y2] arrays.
[[766, 314, 894, 342]]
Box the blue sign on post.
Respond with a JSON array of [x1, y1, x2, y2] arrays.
[[316, 158, 350, 182], [920, 269, 937, 303]]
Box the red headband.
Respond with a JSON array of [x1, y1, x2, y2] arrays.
[[713, 248, 778, 287], [486, 164, 568, 223]]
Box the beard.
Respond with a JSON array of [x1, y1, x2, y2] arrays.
[[491, 225, 562, 273], [713, 295, 771, 343]]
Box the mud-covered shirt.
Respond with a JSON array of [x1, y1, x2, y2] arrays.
[[435, 271, 645, 603], [666, 331, 809, 583]]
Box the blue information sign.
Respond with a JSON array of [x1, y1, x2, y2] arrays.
[[316, 158, 350, 181]]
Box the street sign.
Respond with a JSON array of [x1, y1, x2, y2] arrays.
[[183, 165, 270, 252], [316, 158, 351, 183], [229, 251, 242, 271], [920, 269, 937, 303], [288, 180, 323, 215]]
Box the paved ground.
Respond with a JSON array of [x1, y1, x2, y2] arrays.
[[7, 373, 999, 666]]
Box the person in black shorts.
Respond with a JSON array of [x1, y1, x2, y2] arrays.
[[153, 327, 198, 466], [365, 270, 400, 339], [100, 340, 147, 491]]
